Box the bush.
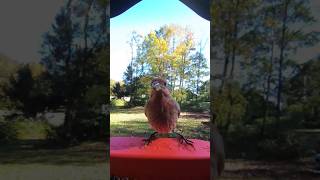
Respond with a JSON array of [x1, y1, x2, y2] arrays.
[[45, 126, 71, 147], [111, 99, 126, 107], [0, 119, 17, 143], [10, 118, 52, 140], [224, 124, 261, 159], [181, 101, 209, 112], [257, 133, 303, 160], [46, 114, 108, 147]]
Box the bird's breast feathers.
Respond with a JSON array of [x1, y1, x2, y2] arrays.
[[145, 96, 179, 123]]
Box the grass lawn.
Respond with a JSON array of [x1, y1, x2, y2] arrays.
[[0, 117, 109, 180], [110, 107, 210, 140], [0, 163, 108, 180]]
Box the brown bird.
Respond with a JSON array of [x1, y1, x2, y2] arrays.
[[144, 77, 193, 145]]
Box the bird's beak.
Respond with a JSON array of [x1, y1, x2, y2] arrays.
[[152, 82, 161, 91], [155, 85, 161, 91]]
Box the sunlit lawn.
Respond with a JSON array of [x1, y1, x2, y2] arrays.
[[110, 107, 210, 140]]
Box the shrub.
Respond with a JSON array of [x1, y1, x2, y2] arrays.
[[46, 113, 108, 147], [111, 99, 126, 107], [0, 119, 17, 143], [181, 101, 209, 112], [257, 133, 304, 160]]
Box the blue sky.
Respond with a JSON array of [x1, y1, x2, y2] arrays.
[[110, 0, 210, 81]]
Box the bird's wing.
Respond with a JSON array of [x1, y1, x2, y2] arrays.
[[144, 100, 150, 118], [175, 101, 181, 117], [166, 99, 180, 118]]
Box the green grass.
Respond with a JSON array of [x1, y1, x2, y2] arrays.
[[110, 107, 210, 140], [0, 164, 108, 180], [0, 116, 109, 180]]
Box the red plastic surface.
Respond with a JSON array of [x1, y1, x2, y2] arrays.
[[110, 137, 210, 180]]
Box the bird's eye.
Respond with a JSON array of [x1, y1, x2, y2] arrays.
[[164, 82, 167, 86]]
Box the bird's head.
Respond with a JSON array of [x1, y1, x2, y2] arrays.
[[151, 78, 167, 91]]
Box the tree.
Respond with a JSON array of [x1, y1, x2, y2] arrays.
[[211, 0, 260, 92], [189, 50, 209, 100], [120, 25, 206, 107], [0, 54, 19, 109], [40, 0, 109, 142], [112, 82, 125, 99], [227, 0, 319, 134], [3, 65, 49, 117], [285, 57, 320, 128], [40, 0, 78, 138], [272, 0, 319, 121], [213, 82, 247, 134]]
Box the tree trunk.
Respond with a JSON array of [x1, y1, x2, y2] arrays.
[[220, 27, 231, 93], [64, 0, 74, 134], [261, 29, 274, 138], [196, 54, 201, 100], [230, 0, 239, 79], [84, 0, 94, 50], [276, 0, 288, 122], [172, 73, 176, 97]]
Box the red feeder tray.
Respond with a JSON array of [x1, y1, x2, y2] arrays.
[[110, 136, 210, 180]]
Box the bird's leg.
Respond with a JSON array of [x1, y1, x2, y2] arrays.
[[143, 132, 158, 145], [173, 132, 193, 146]]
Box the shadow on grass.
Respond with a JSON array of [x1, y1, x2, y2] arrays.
[[180, 112, 210, 119], [111, 120, 210, 140], [0, 139, 107, 166], [111, 107, 145, 114]]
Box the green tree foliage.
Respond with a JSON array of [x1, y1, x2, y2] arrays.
[[120, 25, 209, 109], [112, 82, 126, 99], [211, 0, 260, 91], [0, 54, 19, 108], [3, 65, 48, 117], [285, 57, 320, 128], [0, 118, 17, 143], [213, 82, 247, 134], [189, 50, 209, 99]]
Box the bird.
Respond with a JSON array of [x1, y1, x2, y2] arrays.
[[144, 77, 193, 145]]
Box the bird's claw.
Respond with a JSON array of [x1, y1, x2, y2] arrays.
[[175, 132, 194, 146], [143, 132, 157, 145], [143, 138, 154, 145], [179, 137, 194, 146]]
